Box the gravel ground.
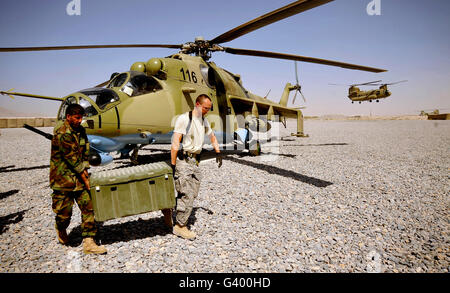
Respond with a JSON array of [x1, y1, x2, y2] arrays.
[[0, 119, 448, 273]]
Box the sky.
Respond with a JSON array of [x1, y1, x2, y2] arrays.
[[0, 0, 449, 117]]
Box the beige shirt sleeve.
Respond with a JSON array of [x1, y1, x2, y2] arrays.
[[173, 113, 189, 135]]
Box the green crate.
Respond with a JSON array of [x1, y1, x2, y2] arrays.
[[89, 162, 175, 222]]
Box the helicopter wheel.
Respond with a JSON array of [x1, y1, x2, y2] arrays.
[[376, 100, 379, 103], [359, 102, 361, 104]]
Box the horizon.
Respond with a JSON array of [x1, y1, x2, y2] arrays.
[[0, 0, 449, 117]]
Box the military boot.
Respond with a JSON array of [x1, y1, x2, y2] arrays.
[[56, 228, 69, 245], [82, 237, 107, 254], [161, 209, 173, 228], [173, 224, 196, 240]]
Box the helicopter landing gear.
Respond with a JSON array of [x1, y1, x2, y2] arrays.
[[248, 140, 261, 156], [369, 100, 372, 103], [130, 145, 140, 165], [376, 100, 379, 103], [243, 123, 261, 156], [351, 101, 354, 104], [359, 101, 362, 104]]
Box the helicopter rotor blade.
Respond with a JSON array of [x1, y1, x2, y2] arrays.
[[384, 80, 408, 86], [295, 61, 299, 84], [210, 0, 334, 44], [299, 89, 306, 103], [329, 83, 348, 86], [351, 80, 383, 86], [0, 44, 183, 52], [366, 80, 408, 86], [223, 47, 387, 73]]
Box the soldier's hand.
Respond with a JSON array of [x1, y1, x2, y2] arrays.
[[215, 153, 222, 168], [81, 171, 90, 190]]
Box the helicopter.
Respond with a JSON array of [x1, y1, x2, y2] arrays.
[[0, 0, 386, 166], [330, 80, 407, 104]]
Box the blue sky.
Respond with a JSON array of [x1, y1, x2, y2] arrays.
[[0, 0, 449, 116]]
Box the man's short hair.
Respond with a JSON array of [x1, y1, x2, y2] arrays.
[[66, 103, 85, 116], [196, 94, 211, 105]]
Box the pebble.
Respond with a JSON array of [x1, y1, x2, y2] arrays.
[[0, 120, 449, 272]]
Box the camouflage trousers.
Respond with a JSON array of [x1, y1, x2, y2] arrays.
[[174, 157, 202, 226], [51, 189, 97, 238]]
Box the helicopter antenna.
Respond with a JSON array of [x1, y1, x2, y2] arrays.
[[264, 89, 271, 99]]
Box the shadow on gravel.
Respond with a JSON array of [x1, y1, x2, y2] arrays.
[[186, 206, 213, 228], [0, 209, 29, 235], [225, 157, 333, 188], [0, 165, 16, 172], [282, 143, 349, 147], [66, 206, 214, 245], [67, 215, 173, 246], [200, 149, 297, 160], [111, 148, 298, 168], [0, 164, 49, 173], [0, 189, 19, 200]]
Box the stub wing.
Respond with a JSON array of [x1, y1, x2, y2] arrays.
[[228, 95, 300, 119]]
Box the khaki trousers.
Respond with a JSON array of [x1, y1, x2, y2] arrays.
[[174, 157, 202, 226]]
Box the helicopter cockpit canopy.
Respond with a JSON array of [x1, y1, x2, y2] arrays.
[[57, 88, 120, 120], [80, 88, 120, 110], [107, 71, 162, 97]]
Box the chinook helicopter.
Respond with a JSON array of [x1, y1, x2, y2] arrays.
[[330, 80, 407, 104], [0, 0, 386, 166]]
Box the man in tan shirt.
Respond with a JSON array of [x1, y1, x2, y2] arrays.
[[169, 94, 222, 240]]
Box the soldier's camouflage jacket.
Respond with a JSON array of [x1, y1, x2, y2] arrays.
[[50, 120, 90, 191]]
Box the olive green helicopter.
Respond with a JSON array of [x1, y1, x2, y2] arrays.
[[330, 80, 407, 104], [0, 0, 386, 166]]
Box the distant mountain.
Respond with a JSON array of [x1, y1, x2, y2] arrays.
[[0, 106, 45, 117]]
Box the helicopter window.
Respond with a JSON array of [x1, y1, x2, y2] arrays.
[[58, 96, 78, 120], [127, 72, 162, 96], [79, 97, 98, 117], [107, 73, 128, 88], [80, 88, 120, 110]]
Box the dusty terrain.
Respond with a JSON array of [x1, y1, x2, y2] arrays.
[[0, 119, 448, 273]]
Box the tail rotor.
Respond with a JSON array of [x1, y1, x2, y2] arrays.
[[292, 61, 306, 104]]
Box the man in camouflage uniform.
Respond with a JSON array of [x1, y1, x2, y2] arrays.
[[170, 94, 222, 240], [50, 103, 106, 254]]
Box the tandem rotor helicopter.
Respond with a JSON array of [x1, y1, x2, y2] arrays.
[[0, 0, 386, 166], [330, 80, 407, 104]]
